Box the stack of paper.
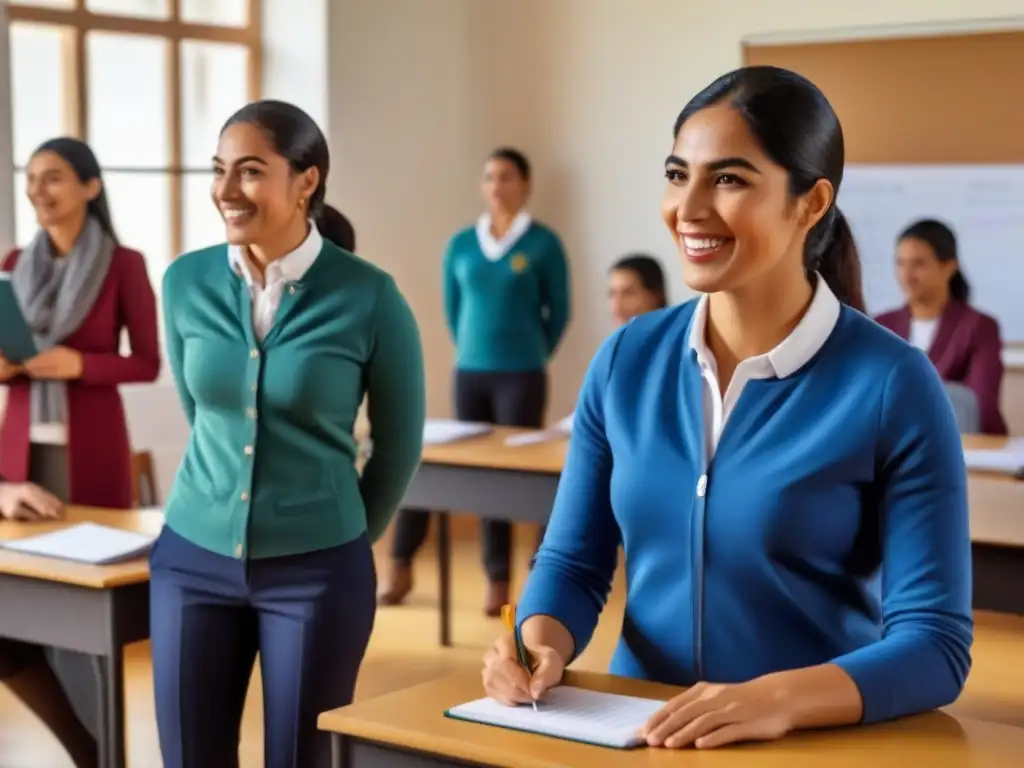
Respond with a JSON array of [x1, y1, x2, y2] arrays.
[[1, 523, 157, 565], [423, 419, 493, 446], [444, 685, 664, 749], [964, 438, 1024, 477], [504, 413, 574, 447]]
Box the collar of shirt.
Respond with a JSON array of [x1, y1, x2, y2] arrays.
[[688, 273, 842, 380], [227, 221, 323, 288], [475, 209, 532, 261]]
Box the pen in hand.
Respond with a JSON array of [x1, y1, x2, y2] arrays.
[[501, 604, 538, 711]]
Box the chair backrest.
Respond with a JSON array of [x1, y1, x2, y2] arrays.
[[943, 382, 980, 433], [131, 450, 158, 507]]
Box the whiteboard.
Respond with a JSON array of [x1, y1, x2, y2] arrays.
[[837, 165, 1024, 340]]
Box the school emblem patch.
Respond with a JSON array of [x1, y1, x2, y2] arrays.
[[510, 253, 529, 272]]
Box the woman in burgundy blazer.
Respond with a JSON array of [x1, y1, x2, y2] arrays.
[[875, 219, 1007, 436], [0, 138, 160, 509]]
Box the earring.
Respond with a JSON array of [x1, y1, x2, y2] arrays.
[[298, 197, 306, 210]]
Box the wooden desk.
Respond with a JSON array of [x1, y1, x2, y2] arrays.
[[0, 506, 162, 768], [960, 435, 1024, 614], [318, 670, 1024, 767], [409, 431, 1024, 646]]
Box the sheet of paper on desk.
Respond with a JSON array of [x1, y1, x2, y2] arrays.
[[504, 413, 574, 447], [423, 419, 492, 445], [444, 685, 664, 749], [1, 523, 157, 565], [964, 439, 1024, 476]]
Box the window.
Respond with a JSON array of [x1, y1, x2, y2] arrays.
[[8, 0, 261, 276]]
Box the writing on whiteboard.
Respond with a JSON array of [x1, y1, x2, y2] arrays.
[[837, 165, 1024, 340]]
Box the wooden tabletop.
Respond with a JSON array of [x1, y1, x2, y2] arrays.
[[425, 431, 1013, 477], [0, 506, 162, 589], [422, 426, 567, 474], [318, 670, 1024, 767]]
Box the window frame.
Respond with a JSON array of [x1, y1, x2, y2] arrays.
[[7, 0, 261, 259]]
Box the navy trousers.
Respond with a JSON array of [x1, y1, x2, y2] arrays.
[[149, 526, 376, 768]]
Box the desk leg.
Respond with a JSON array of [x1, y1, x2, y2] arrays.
[[331, 734, 345, 768], [90, 646, 125, 768], [437, 511, 452, 647]]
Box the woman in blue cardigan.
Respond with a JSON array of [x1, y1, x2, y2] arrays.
[[482, 66, 971, 750]]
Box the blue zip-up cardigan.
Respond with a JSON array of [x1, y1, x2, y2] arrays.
[[516, 299, 973, 725]]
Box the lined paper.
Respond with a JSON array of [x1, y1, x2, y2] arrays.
[[1, 523, 157, 565], [445, 685, 664, 749]]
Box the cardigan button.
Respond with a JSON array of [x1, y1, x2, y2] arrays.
[[696, 474, 708, 498], [250, 348, 259, 358], [234, 543, 243, 558]]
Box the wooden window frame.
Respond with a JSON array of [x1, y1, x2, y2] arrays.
[[8, 0, 262, 258]]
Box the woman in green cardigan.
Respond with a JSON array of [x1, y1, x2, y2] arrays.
[[151, 100, 425, 768]]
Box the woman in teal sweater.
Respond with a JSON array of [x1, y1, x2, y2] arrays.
[[379, 148, 571, 616], [151, 100, 425, 768]]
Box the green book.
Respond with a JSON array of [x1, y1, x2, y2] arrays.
[[0, 273, 37, 363]]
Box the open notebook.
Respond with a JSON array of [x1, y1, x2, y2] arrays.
[[444, 685, 664, 749], [1, 523, 157, 565]]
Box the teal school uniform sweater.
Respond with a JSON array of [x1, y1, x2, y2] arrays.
[[161, 241, 426, 559], [518, 301, 973, 725], [443, 222, 570, 371]]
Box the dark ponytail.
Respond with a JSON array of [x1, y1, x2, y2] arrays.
[[897, 218, 969, 303], [315, 204, 356, 252], [812, 207, 864, 312], [33, 137, 119, 244]]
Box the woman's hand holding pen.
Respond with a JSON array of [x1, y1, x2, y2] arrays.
[[482, 632, 565, 706]]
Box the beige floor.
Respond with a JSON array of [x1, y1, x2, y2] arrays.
[[1, 528, 1023, 767]]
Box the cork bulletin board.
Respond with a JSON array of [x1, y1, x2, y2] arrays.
[[743, 31, 1024, 344]]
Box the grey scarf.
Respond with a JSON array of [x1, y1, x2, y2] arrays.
[[11, 216, 115, 426]]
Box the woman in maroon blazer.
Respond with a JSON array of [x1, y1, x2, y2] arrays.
[[0, 137, 159, 768], [875, 219, 1007, 435], [0, 137, 160, 507]]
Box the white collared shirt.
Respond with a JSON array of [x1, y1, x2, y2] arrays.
[[228, 223, 322, 342], [688, 274, 841, 459], [475, 210, 532, 261]]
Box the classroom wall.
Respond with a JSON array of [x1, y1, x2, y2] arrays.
[[4, 1, 1024, 498], [323, 0, 1024, 423]]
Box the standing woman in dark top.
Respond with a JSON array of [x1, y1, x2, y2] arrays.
[[875, 219, 1007, 435], [379, 147, 571, 616]]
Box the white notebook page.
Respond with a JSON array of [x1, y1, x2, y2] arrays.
[[423, 419, 492, 445], [1, 523, 157, 565], [445, 686, 665, 749]]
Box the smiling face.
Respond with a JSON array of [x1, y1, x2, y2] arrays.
[[608, 268, 662, 326], [211, 121, 318, 248], [895, 236, 956, 305], [26, 150, 99, 229], [661, 103, 831, 295], [481, 157, 529, 216]]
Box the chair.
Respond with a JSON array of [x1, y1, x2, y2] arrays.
[[131, 450, 158, 507], [943, 382, 980, 433]]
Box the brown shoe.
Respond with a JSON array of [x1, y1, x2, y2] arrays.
[[484, 580, 510, 617], [377, 564, 413, 606]]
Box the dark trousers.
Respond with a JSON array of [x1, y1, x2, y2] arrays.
[[149, 527, 376, 768], [390, 368, 547, 583]]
